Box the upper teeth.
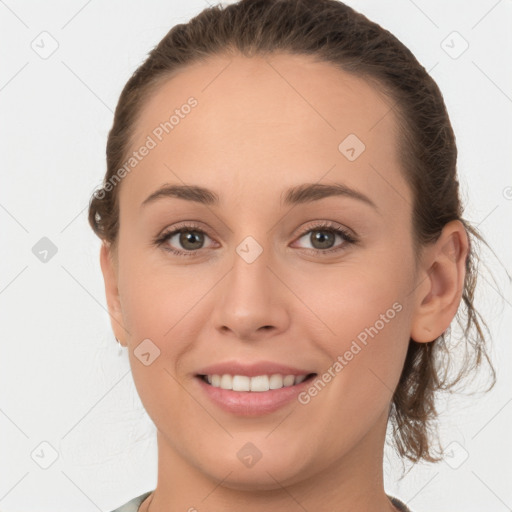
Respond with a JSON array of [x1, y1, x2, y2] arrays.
[[205, 374, 308, 392]]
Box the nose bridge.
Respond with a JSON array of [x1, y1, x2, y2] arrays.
[[229, 231, 274, 301], [226, 207, 289, 289]]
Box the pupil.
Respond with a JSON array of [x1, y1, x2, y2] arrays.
[[312, 230, 334, 249], [181, 231, 203, 250]]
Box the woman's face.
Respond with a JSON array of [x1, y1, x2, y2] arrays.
[[103, 53, 424, 490]]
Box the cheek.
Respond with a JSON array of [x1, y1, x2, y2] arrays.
[[117, 250, 215, 409], [119, 268, 203, 377], [296, 256, 412, 394], [286, 264, 413, 473], [120, 265, 200, 433], [118, 243, 202, 338]]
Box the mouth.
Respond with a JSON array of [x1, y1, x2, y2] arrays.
[[195, 371, 318, 416], [196, 372, 318, 392], [193, 361, 318, 415]]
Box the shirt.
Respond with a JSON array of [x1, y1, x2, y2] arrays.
[[110, 490, 413, 511]]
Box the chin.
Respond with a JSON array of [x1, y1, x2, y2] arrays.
[[211, 464, 306, 492], [195, 446, 314, 492]]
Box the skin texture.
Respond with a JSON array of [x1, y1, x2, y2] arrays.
[[100, 53, 469, 511]]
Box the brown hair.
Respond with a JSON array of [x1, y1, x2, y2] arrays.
[[88, 0, 496, 470]]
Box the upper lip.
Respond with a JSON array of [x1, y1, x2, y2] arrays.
[[196, 360, 315, 378]]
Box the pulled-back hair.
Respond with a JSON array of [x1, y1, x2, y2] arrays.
[[88, 0, 496, 469]]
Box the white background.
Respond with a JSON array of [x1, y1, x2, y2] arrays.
[[0, 0, 511, 511]]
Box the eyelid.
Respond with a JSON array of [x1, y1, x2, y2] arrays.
[[295, 219, 356, 239], [156, 220, 212, 239]]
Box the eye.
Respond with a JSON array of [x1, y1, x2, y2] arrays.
[[153, 222, 215, 257], [292, 221, 357, 255], [153, 220, 357, 258]]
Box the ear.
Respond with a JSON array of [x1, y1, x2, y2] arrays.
[[99, 242, 128, 345], [410, 220, 469, 343]]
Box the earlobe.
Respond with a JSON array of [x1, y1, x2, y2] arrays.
[[410, 220, 469, 343], [99, 242, 127, 345]]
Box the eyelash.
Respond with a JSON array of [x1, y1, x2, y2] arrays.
[[153, 220, 357, 258]]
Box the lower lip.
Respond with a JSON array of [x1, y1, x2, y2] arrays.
[[195, 375, 316, 416]]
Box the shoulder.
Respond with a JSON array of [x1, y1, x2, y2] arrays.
[[109, 490, 153, 512], [387, 494, 413, 512]]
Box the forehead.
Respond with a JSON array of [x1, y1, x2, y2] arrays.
[[122, 52, 411, 215]]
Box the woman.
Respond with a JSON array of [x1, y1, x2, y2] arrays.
[[88, 0, 496, 510]]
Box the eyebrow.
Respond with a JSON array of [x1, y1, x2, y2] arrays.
[[141, 183, 219, 208], [140, 182, 378, 211]]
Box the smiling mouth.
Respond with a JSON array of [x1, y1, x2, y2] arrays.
[[197, 373, 317, 392]]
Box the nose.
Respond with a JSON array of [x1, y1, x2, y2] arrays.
[[211, 242, 290, 342]]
